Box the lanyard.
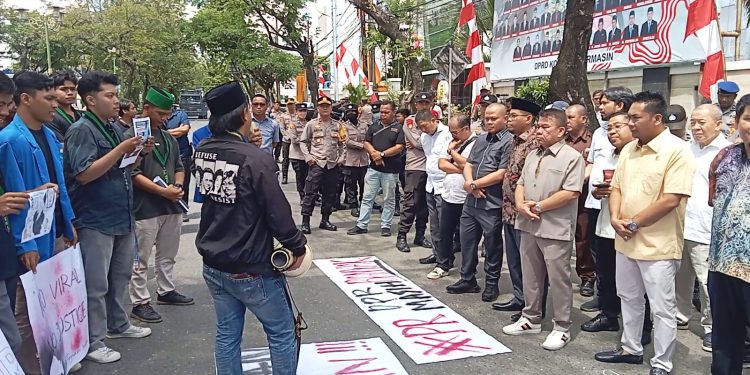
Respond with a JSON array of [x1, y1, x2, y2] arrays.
[[152, 130, 172, 184], [84, 111, 119, 148], [0, 183, 9, 233], [56, 107, 75, 125]]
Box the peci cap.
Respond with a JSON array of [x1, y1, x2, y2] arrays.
[[665, 104, 687, 129], [317, 96, 333, 105], [295, 102, 309, 111], [480, 94, 498, 105], [205, 81, 247, 117], [718, 81, 740, 94], [415, 92, 432, 102], [509, 97, 542, 116], [144, 86, 175, 110], [344, 103, 357, 112], [545, 100, 569, 110]]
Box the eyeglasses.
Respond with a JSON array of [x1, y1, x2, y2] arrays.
[[609, 122, 629, 130], [507, 113, 529, 120]]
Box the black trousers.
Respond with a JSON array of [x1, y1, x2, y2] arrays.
[[291, 159, 309, 198], [273, 141, 282, 160], [343, 166, 367, 208], [593, 235, 620, 317], [281, 142, 290, 177], [301, 165, 339, 217], [397, 170, 428, 237], [180, 149, 193, 208], [436, 201, 463, 271], [459, 205, 503, 286], [710, 270, 750, 375], [503, 223, 525, 304]]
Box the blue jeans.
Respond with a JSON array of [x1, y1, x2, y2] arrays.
[[356, 168, 398, 229], [203, 265, 297, 375]]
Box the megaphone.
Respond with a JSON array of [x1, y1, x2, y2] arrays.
[[271, 243, 313, 278]]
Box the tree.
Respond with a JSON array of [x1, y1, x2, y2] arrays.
[[349, 0, 425, 98], [547, 0, 599, 126]]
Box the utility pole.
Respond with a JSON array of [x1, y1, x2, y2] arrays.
[[331, 0, 339, 100]]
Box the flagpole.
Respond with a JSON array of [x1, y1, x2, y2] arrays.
[[448, 42, 453, 126], [332, 0, 339, 100]]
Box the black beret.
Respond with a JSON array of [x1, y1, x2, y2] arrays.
[[480, 94, 498, 105], [509, 97, 542, 116], [344, 103, 357, 112], [295, 103, 309, 110], [205, 81, 247, 117], [415, 92, 432, 102]]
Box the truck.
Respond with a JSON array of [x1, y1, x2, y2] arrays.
[[179, 89, 208, 119]]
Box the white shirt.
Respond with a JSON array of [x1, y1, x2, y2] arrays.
[[421, 124, 453, 195], [441, 135, 477, 204], [591, 149, 619, 239], [684, 134, 731, 244], [585, 123, 615, 210]]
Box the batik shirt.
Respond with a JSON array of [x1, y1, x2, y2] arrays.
[[709, 143, 750, 283]]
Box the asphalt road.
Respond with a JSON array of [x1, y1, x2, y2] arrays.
[[77, 121, 713, 375]]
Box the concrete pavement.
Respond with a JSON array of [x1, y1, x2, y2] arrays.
[[76, 123, 713, 375]]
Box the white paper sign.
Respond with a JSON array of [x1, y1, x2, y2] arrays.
[[20, 245, 89, 375], [120, 117, 151, 168], [21, 188, 56, 243], [314, 257, 511, 364], [241, 338, 408, 375], [0, 331, 22, 375]]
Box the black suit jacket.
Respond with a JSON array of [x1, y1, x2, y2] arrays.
[[608, 28, 622, 42], [593, 30, 607, 44], [605, 0, 619, 9], [552, 40, 562, 52], [595, 0, 604, 11], [624, 25, 638, 39], [513, 22, 520, 33], [542, 40, 552, 53], [532, 43, 541, 54], [552, 11, 562, 23], [641, 20, 657, 36], [514, 46, 522, 58], [522, 21, 529, 31], [522, 44, 532, 56]]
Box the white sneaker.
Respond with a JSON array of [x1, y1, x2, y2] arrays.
[[85, 346, 121, 364], [69, 362, 82, 372], [502, 317, 542, 336], [542, 330, 570, 351], [427, 267, 449, 280], [106, 325, 152, 339]]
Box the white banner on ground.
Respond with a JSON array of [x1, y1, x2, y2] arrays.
[[241, 337, 407, 375], [314, 256, 511, 364], [0, 331, 22, 375], [20, 245, 89, 375]]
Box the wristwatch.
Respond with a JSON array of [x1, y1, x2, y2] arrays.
[[380, 151, 385, 158], [470, 182, 477, 191], [534, 202, 542, 214], [626, 220, 639, 232]]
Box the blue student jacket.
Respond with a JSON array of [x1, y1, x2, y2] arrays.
[[0, 115, 75, 261]]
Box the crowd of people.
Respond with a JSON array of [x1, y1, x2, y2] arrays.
[[0, 64, 748, 375]]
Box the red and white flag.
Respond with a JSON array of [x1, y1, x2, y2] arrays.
[[335, 42, 370, 92], [318, 65, 326, 97], [460, 0, 487, 105], [685, 0, 724, 99]]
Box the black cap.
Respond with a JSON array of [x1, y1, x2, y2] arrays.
[[344, 103, 357, 112], [372, 101, 382, 112], [509, 97, 542, 116], [480, 94, 498, 105], [205, 81, 247, 117], [295, 103, 309, 111], [665, 104, 687, 125], [415, 92, 432, 102]]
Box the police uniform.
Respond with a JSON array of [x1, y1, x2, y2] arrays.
[[341, 104, 369, 216], [288, 103, 310, 200], [299, 96, 347, 233], [278, 99, 295, 184], [195, 82, 307, 373], [471, 94, 498, 134]]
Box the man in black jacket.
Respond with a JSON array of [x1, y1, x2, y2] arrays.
[[195, 81, 307, 375], [47, 70, 81, 143]]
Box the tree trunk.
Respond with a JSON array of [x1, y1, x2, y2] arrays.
[[548, 0, 599, 128], [303, 54, 318, 103], [406, 56, 424, 105]]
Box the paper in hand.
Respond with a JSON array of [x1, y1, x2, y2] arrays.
[[153, 176, 189, 213], [120, 117, 151, 168], [21, 188, 57, 243]]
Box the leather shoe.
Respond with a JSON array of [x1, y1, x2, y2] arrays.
[[350, 208, 360, 217], [649, 368, 669, 375], [300, 216, 311, 234], [581, 313, 620, 332], [396, 236, 410, 253], [446, 279, 481, 294], [594, 347, 644, 364], [419, 254, 437, 264], [580, 279, 595, 297], [414, 237, 433, 248], [481, 284, 499, 302], [281, 176, 288, 184], [580, 297, 600, 312], [347, 226, 367, 235], [319, 219, 337, 231], [510, 312, 521, 322], [491, 299, 524, 312]]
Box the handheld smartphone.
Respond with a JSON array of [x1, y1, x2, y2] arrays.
[[593, 183, 611, 189]]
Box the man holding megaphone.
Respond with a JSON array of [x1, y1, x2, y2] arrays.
[[194, 81, 310, 375]]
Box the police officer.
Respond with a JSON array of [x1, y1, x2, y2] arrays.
[[472, 94, 498, 134], [342, 103, 369, 218], [288, 102, 310, 201], [278, 98, 296, 184], [195, 81, 307, 374], [299, 96, 347, 234]]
